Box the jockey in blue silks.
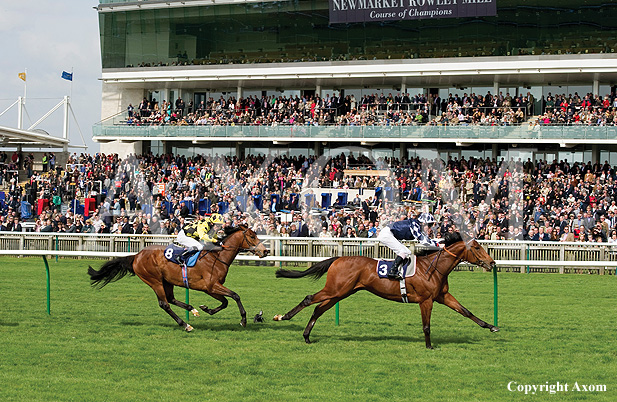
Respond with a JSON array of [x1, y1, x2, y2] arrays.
[[377, 212, 440, 280]]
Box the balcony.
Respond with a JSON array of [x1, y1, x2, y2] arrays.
[[93, 123, 617, 145]]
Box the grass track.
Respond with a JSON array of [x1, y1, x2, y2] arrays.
[[1, 257, 616, 401]]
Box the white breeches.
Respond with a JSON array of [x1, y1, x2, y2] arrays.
[[377, 226, 412, 258], [176, 230, 204, 250]]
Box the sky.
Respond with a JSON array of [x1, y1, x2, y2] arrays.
[[0, 0, 100, 151]]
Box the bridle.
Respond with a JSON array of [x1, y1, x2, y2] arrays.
[[238, 227, 267, 255], [425, 238, 477, 277], [218, 226, 266, 254], [204, 226, 266, 269]]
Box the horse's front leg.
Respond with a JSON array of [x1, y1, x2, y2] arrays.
[[208, 283, 247, 327], [419, 299, 434, 349], [436, 292, 499, 332]]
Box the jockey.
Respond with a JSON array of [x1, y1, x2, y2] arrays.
[[177, 213, 225, 257], [377, 211, 440, 280]]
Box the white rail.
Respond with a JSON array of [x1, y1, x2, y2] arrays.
[[1, 250, 616, 273], [1, 234, 617, 274]]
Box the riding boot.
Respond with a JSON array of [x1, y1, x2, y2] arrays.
[[180, 246, 199, 263], [388, 255, 405, 280]]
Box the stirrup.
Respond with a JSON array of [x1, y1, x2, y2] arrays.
[[387, 264, 403, 280]]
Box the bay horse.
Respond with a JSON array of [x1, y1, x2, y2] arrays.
[[273, 232, 498, 348], [88, 225, 269, 331]]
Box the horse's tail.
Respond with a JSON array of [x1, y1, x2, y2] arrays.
[[275, 257, 339, 280], [88, 255, 136, 289]]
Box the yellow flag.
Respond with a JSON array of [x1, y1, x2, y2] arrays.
[[18, 72, 26, 81]]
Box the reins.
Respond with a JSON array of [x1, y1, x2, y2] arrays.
[[204, 227, 265, 269], [424, 241, 467, 277]]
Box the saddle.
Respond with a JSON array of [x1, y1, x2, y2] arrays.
[[164, 244, 200, 267], [376, 256, 416, 278]]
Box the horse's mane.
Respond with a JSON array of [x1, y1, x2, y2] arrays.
[[443, 231, 463, 247], [220, 225, 246, 242]]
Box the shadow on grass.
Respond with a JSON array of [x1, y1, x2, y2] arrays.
[[330, 334, 480, 345], [119, 321, 147, 327], [119, 319, 305, 333], [0, 321, 19, 327]]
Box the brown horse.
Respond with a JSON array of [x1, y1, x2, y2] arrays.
[[273, 232, 498, 348], [88, 225, 269, 331]]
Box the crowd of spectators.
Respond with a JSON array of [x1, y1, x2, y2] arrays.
[[124, 91, 537, 128], [3, 148, 617, 246], [535, 93, 617, 126], [123, 91, 617, 128]]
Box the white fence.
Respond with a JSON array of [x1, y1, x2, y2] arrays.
[[0, 233, 616, 274]]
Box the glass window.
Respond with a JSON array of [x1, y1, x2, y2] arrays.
[[100, 2, 617, 69]]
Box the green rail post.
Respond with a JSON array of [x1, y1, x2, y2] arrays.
[[493, 267, 498, 327], [55, 236, 59, 263], [43, 256, 51, 315], [186, 288, 190, 322], [127, 237, 131, 253], [335, 303, 340, 326]]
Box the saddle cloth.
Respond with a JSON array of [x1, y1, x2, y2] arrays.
[[164, 244, 200, 267], [376, 255, 417, 278]]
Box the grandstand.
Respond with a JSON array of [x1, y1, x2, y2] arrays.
[[93, 0, 617, 163]]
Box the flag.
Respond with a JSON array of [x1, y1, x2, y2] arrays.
[[61, 71, 73, 81], [18, 72, 26, 81]]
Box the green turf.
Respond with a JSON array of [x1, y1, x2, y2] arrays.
[[0, 257, 615, 401]]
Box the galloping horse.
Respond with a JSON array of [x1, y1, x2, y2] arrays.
[[273, 232, 498, 348], [88, 225, 269, 331]]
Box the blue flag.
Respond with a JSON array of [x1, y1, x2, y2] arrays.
[[61, 71, 73, 81]]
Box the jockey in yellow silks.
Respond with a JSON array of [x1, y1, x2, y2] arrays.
[[177, 213, 225, 255]]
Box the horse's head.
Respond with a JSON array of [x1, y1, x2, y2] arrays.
[[225, 225, 270, 258], [444, 232, 496, 271], [463, 238, 496, 271]]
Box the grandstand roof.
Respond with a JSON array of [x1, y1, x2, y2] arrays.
[[102, 54, 617, 92], [0, 125, 69, 148]]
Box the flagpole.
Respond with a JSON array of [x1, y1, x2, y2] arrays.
[[23, 68, 27, 105]]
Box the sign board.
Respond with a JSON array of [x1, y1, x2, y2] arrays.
[[330, 0, 497, 24]]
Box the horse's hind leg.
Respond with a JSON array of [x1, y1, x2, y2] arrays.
[[303, 298, 340, 344], [199, 293, 229, 315], [207, 283, 247, 327], [150, 284, 193, 332], [273, 287, 340, 321], [163, 281, 200, 317], [437, 292, 499, 332], [273, 294, 315, 321]]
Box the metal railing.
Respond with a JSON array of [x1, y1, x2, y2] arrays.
[[93, 123, 617, 142], [2, 233, 617, 274]]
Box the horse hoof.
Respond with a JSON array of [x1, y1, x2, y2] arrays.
[[426, 345, 434, 350], [240, 320, 247, 328], [273, 314, 283, 321], [185, 325, 193, 332], [191, 309, 200, 317], [491, 326, 500, 332]]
